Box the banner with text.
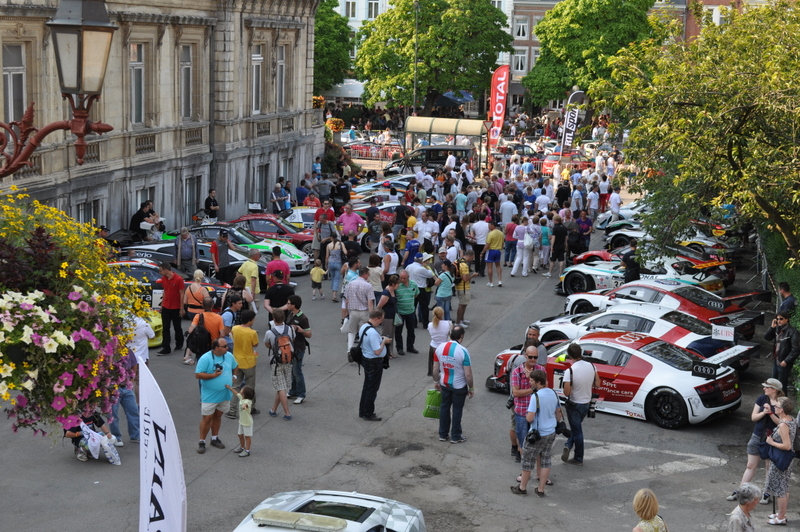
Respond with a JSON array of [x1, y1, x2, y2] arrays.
[[489, 65, 510, 148], [139, 359, 187, 532], [559, 90, 585, 154]]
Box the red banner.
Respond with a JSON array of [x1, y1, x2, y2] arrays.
[[488, 65, 510, 148]]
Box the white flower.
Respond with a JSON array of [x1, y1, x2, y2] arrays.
[[25, 369, 38, 380], [0, 364, 13, 378], [0, 381, 7, 396], [28, 290, 44, 301], [42, 337, 59, 353], [1, 321, 10, 332], [52, 331, 73, 347], [20, 380, 34, 391], [0, 331, 5, 343], [20, 325, 33, 344]]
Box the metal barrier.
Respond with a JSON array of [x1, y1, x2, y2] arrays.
[[344, 144, 405, 163]]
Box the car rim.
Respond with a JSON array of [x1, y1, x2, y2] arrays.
[[566, 275, 587, 294], [573, 301, 594, 314]]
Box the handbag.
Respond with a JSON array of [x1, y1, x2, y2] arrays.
[[423, 389, 442, 419], [523, 232, 534, 251], [759, 441, 795, 471], [340, 316, 350, 334]]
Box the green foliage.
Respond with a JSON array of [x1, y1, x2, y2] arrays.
[[524, 0, 657, 102], [314, 0, 352, 94], [355, 0, 513, 114], [324, 125, 333, 142], [339, 106, 363, 127], [594, 1, 800, 263]]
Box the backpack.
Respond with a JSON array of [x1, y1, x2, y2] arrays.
[[270, 324, 294, 365], [186, 314, 213, 356], [348, 325, 373, 368]]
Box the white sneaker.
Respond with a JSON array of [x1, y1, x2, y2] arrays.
[[294, 397, 305, 404], [113, 437, 124, 448], [463, 320, 470, 324], [312, 296, 316, 300], [458, 322, 469, 329], [543, 272, 552, 277], [487, 282, 494, 287], [498, 281, 503, 287]]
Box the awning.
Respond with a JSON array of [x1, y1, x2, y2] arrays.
[[434, 90, 475, 106], [404, 116, 492, 136]]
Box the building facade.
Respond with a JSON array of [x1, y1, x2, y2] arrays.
[[0, 0, 324, 232]]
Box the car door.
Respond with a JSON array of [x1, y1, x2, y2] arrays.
[[579, 342, 639, 406]]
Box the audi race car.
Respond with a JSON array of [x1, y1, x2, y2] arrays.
[[233, 490, 426, 532], [531, 303, 756, 370], [605, 226, 735, 257], [562, 279, 766, 339], [594, 200, 651, 230], [492, 331, 744, 429], [558, 258, 726, 296]]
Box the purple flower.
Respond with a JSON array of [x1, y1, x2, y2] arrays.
[[75, 364, 88, 378], [77, 301, 91, 313], [59, 372, 74, 386], [19, 302, 33, 310], [68, 291, 81, 301], [15, 394, 27, 408], [51, 396, 67, 411]]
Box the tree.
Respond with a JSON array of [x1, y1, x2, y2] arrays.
[[354, 0, 513, 115], [523, 0, 656, 106], [594, 1, 800, 263], [314, 0, 352, 95]]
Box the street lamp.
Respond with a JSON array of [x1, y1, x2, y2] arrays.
[[413, 0, 419, 116], [0, 0, 116, 177]]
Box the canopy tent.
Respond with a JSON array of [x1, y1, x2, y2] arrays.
[[434, 90, 475, 107], [404, 116, 491, 137]]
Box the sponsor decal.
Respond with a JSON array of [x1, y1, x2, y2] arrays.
[[626, 410, 646, 420]]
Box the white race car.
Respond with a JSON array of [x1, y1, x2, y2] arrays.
[[606, 226, 733, 255], [233, 490, 426, 532], [559, 257, 726, 296]]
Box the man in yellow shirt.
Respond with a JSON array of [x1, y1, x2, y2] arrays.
[[454, 249, 478, 328], [482, 220, 505, 287], [238, 248, 262, 301], [226, 309, 260, 419]]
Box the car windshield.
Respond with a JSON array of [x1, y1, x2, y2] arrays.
[[295, 501, 373, 522], [660, 311, 712, 335], [639, 340, 704, 371], [672, 285, 724, 307], [275, 220, 300, 234], [229, 226, 262, 244], [574, 310, 606, 323]]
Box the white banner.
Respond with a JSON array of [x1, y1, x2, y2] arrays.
[[139, 358, 187, 532]]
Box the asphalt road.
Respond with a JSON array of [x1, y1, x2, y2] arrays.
[[0, 233, 785, 532]]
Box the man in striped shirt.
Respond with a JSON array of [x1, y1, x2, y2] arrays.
[[432, 326, 473, 444], [394, 271, 419, 356], [345, 267, 375, 359]]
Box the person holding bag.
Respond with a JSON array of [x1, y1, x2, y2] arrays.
[[762, 396, 796, 525]]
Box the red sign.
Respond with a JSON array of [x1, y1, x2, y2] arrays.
[[488, 65, 509, 148]]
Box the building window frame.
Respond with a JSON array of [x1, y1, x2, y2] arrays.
[[491, 0, 502, 10], [179, 44, 193, 121], [345, 1, 356, 18], [129, 43, 146, 126], [512, 48, 528, 73], [367, 0, 380, 19], [514, 17, 528, 39], [2, 43, 27, 127], [75, 198, 101, 226], [252, 44, 263, 115], [184, 176, 202, 226], [276, 44, 286, 110]]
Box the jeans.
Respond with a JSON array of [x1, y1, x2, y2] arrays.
[[435, 296, 452, 321], [515, 412, 530, 451], [329, 262, 342, 292], [773, 362, 791, 393], [109, 386, 140, 441], [161, 307, 183, 350], [504, 241, 517, 263], [359, 357, 384, 418], [289, 347, 306, 398], [394, 312, 417, 352], [417, 290, 432, 328], [439, 385, 469, 441], [565, 401, 590, 462]]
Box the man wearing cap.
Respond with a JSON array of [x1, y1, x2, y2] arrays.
[[174, 227, 198, 275], [406, 253, 435, 328], [609, 186, 623, 223], [765, 310, 800, 392], [211, 230, 237, 285], [270, 183, 289, 214]]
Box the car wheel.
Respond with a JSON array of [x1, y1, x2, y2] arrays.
[[564, 273, 594, 295], [571, 300, 596, 314], [301, 242, 313, 256], [646, 387, 688, 429], [610, 235, 631, 249], [360, 234, 371, 252], [541, 331, 569, 343]]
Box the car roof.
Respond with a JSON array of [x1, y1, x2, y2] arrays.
[[596, 303, 682, 320]]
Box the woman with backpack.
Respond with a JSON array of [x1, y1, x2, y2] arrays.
[[222, 274, 255, 325]]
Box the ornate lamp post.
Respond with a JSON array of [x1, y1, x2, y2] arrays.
[[0, 0, 116, 177]]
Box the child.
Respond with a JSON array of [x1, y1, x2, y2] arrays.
[[225, 384, 255, 457], [64, 412, 116, 462], [309, 259, 327, 300]]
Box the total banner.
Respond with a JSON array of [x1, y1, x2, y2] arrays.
[[139, 358, 187, 532], [559, 90, 585, 154], [488, 65, 510, 148]]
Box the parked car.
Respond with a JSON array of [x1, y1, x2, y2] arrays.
[[383, 145, 475, 176], [228, 213, 314, 256], [232, 490, 427, 532]]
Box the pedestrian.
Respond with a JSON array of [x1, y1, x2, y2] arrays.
[[382, 240, 399, 278], [427, 306, 452, 377], [237, 248, 262, 304], [263, 270, 295, 321], [406, 252, 435, 328], [482, 220, 504, 287], [345, 266, 375, 357], [204, 189, 220, 222], [270, 183, 289, 214], [539, 217, 551, 275], [266, 246, 291, 287], [286, 295, 312, 405], [211, 229, 238, 285], [325, 232, 347, 302], [726, 378, 783, 504], [543, 214, 567, 279], [510, 217, 530, 277], [310, 259, 327, 300], [453, 250, 476, 328], [609, 186, 623, 223], [225, 309, 259, 419], [109, 315, 150, 446], [394, 271, 419, 356], [511, 369, 562, 496], [432, 325, 473, 444], [183, 269, 209, 323], [560, 344, 600, 465], [779, 282, 797, 316], [503, 215, 518, 267], [587, 185, 600, 222], [174, 227, 198, 275], [765, 311, 800, 392], [763, 396, 797, 525], [184, 297, 224, 364], [434, 259, 454, 321], [224, 274, 256, 324], [63, 412, 117, 462], [471, 215, 490, 276], [622, 238, 640, 283], [337, 203, 365, 238], [358, 309, 392, 421], [225, 384, 254, 457], [576, 210, 593, 251], [157, 261, 185, 355], [264, 309, 295, 420], [195, 338, 237, 454], [313, 210, 337, 266], [727, 483, 761, 532], [220, 294, 243, 353], [377, 274, 400, 358], [631, 488, 668, 532], [510, 345, 546, 462]]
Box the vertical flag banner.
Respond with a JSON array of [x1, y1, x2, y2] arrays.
[[139, 359, 187, 532], [559, 90, 585, 154], [489, 65, 510, 148]]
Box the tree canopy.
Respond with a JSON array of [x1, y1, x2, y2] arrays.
[[314, 0, 352, 95], [354, 0, 513, 115], [523, 0, 656, 106], [594, 1, 800, 263]]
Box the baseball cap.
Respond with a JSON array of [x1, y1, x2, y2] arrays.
[[220, 230, 229, 237], [523, 201, 532, 206], [438, 246, 447, 253], [414, 252, 424, 260], [99, 225, 109, 232]]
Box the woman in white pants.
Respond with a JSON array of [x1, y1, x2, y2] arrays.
[[510, 217, 530, 277]]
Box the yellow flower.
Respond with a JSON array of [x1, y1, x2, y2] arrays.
[[95, 389, 102, 397], [61, 262, 69, 269]]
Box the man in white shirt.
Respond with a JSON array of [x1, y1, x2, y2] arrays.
[[471, 215, 490, 276], [500, 197, 518, 226], [445, 151, 457, 170], [551, 162, 561, 181], [415, 165, 429, 185], [595, 153, 605, 173], [570, 184, 584, 217], [609, 186, 623, 222], [535, 192, 551, 214], [544, 179, 555, 202], [415, 210, 440, 248], [561, 344, 600, 465], [586, 185, 600, 221]]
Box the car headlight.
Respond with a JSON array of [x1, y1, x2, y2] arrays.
[[495, 357, 503, 368]]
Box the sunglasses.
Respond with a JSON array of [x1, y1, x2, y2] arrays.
[[527, 356, 538, 360], [777, 317, 788, 321]]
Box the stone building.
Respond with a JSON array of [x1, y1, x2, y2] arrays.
[[0, 0, 324, 231]]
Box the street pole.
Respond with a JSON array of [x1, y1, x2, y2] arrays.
[[413, 0, 419, 116]]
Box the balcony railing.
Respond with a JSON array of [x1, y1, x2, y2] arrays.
[[135, 134, 156, 155]]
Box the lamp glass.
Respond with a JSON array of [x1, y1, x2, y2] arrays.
[[81, 29, 113, 94], [52, 29, 80, 92]]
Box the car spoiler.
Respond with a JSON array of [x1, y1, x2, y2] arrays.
[[720, 290, 772, 307], [702, 342, 759, 367], [709, 309, 765, 329]]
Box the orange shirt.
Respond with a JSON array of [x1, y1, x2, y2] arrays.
[[192, 312, 224, 340]]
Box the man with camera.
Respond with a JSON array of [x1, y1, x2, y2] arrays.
[[510, 345, 546, 462], [561, 344, 600, 465], [195, 338, 238, 454], [432, 326, 473, 444], [511, 369, 563, 497]]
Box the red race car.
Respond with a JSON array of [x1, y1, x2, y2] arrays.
[[229, 214, 314, 256]]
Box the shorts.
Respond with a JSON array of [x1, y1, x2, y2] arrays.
[[238, 424, 254, 437], [746, 432, 763, 456], [521, 432, 557, 471], [486, 249, 501, 263], [271, 362, 292, 391], [201, 400, 230, 416], [311, 281, 322, 289], [550, 248, 565, 262], [457, 290, 471, 306]]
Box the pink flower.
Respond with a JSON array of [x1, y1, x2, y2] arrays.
[[59, 372, 74, 386], [53, 382, 66, 393], [15, 394, 27, 408], [77, 301, 91, 313], [51, 396, 67, 411], [68, 291, 81, 301], [75, 364, 88, 378], [19, 302, 33, 310]]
